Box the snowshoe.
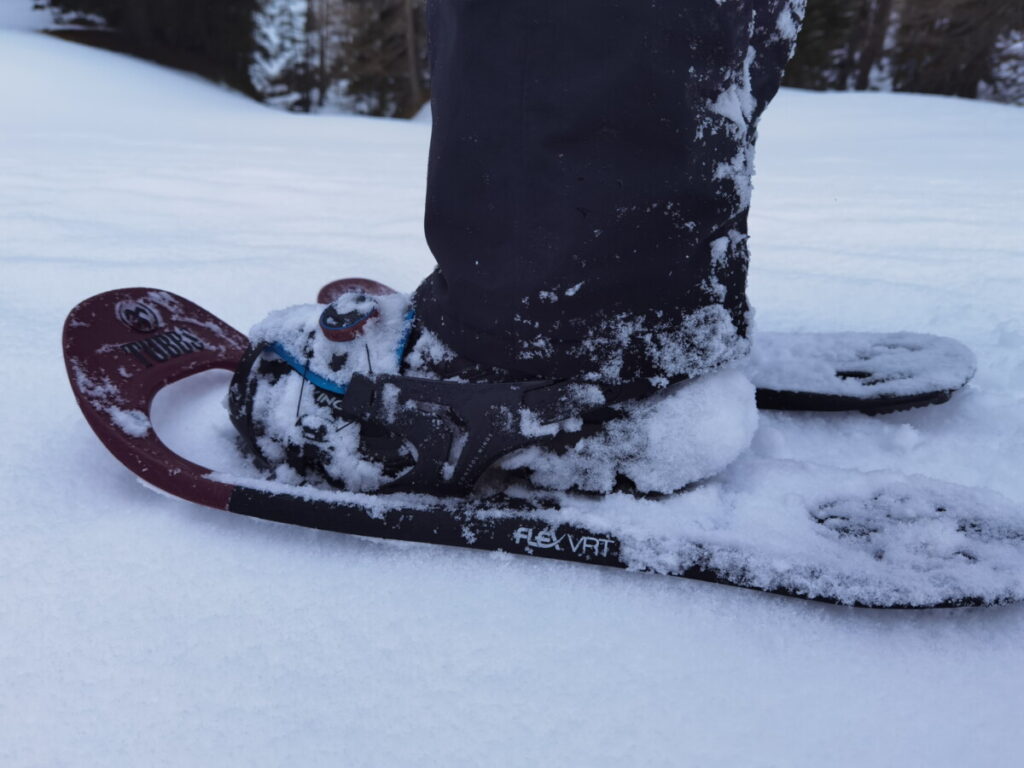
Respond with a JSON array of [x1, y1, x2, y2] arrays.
[[63, 286, 1020, 609]]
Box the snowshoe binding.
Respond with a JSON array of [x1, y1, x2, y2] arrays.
[[228, 279, 759, 496]]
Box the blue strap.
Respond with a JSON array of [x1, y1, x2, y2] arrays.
[[270, 343, 349, 395], [395, 308, 416, 362], [269, 308, 417, 397]]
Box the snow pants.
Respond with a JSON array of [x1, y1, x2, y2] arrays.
[[413, 0, 806, 384]]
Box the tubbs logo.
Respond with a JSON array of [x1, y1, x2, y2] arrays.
[[115, 300, 162, 334], [120, 327, 205, 368], [512, 526, 615, 559]]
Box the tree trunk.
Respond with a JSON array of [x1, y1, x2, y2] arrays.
[[401, 0, 423, 116], [856, 0, 894, 90], [317, 0, 328, 107]]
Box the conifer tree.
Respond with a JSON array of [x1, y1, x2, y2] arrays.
[[784, 0, 869, 90], [250, 0, 311, 110], [335, 0, 427, 117], [890, 0, 1021, 99]]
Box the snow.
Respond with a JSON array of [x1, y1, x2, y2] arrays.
[[0, 0, 47, 31], [745, 331, 977, 397], [499, 369, 758, 494], [3, 12, 1024, 767], [107, 406, 151, 437]]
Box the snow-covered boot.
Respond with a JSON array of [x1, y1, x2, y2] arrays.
[[229, 279, 417, 492], [228, 280, 756, 496]]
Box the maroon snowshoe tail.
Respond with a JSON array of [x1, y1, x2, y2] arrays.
[[317, 277, 396, 305], [63, 288, 248, 510]]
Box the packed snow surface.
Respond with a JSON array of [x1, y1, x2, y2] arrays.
[[3, 13, 1024, 768]]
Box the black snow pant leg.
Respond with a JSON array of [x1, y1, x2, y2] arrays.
[[414, 0, 806, 384]]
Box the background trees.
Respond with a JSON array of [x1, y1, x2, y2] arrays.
[[888, 0, 1022, 99], [46, 0, 258, 96], [232, 0, 429, 116], [42, 0, 1023, 114], [785, 0, 1023, 103]]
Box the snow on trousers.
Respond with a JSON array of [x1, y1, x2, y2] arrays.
[[413, 0, 806, 384]]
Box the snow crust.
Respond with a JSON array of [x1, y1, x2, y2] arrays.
[[4, 16, 1024, 768]]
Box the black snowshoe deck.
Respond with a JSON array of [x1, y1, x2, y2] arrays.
[[63, 287, 1020, 609]]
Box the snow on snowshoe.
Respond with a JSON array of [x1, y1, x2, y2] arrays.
[[747, 331, 976, 414], [228, 279, 420, 492], [63, 287, 1024, 608]]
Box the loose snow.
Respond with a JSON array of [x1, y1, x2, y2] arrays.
[[2, 10, 1024, 768], [498, 369, 758, 494], [107, 406, 151, 437]]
